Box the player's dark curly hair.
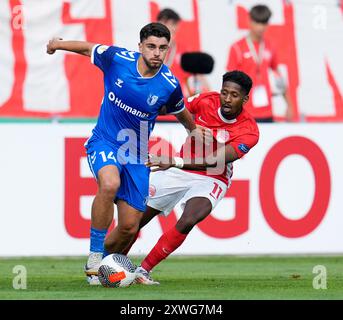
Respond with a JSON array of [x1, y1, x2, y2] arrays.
[[223, 71, 253, 95], [140, 22, 171, 43], [249, 5, 272, 24]]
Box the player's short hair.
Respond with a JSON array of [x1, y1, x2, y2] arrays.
[[140, 22, 171, 43], [157, 8, 181, 23], [249, 5, 272, 24], [223, 71, 253, 95]]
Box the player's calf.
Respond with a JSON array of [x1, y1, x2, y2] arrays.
[[104, 225, 138, 254]]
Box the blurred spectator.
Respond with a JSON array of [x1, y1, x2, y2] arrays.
[[226, 4, 293, 122], [157, 8, 210, 97]]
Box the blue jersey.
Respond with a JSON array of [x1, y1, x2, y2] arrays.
[[90, 44, 185, 163]]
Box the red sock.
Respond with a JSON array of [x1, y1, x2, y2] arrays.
[[141, 226, 188, 272], [122, 232, 139, 255]]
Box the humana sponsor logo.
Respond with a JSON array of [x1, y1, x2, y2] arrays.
[[108, 92, 150, 119]]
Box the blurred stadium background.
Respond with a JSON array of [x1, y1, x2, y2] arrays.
[[0, 0, 342, 299]]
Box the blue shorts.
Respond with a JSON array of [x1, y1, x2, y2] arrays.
[[85, 136, 150, 212]]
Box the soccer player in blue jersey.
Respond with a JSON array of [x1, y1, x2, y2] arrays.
[[47, 23, 203, 284]]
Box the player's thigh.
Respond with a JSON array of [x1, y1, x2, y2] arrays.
[[179, 197, 213, 225], [97, 165, 121, 192], [148, 169, 190, 216], [116, 164, 150, 214], [86, 138, 122, 184], [179, 177, 227, 221]]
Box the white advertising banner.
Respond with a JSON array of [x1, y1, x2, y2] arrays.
[[0, 122, 342, 256]]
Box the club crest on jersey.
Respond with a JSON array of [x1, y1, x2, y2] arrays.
[[149, 185, 156, 197], [216, 130, 230, 143], [147, 94, 159, 106], [97, 45, 109, 54]]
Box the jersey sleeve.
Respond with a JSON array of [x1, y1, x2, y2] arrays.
[[184, 93, 202, 114], [165, 84, 185, 114], [230, 132, 259, 159], [91, 44, 121, 72]]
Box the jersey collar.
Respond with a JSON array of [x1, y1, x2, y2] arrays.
[[217, 108, 237, 124]]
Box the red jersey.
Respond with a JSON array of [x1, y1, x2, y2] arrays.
[[227, 37, 278, 119], [179, 92, 259, 185]]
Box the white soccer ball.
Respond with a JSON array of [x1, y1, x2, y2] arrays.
[[98, 254, 136, 288]]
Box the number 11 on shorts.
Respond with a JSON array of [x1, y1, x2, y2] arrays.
[[210, 182, 223, 200]]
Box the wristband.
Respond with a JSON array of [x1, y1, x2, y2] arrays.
[[174, 157, 184, 169]]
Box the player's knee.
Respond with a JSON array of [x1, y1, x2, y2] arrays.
[[117, 222, 139, 238], [176, 216, 198, 233], [99, 179, 120, 196], [178, 212, 207, 230]]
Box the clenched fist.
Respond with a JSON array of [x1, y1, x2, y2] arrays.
[[46, 37, 63, 55]]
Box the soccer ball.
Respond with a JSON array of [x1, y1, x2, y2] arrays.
[[98, 254, 136, 288]]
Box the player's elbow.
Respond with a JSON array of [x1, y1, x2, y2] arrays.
[[81, 43, 95, 57], [83, 47, 93, 57]]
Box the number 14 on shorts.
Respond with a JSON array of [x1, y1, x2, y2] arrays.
[[99, 151, 117, 163]]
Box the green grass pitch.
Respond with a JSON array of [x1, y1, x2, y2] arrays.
[[0, 256, 342, 300]]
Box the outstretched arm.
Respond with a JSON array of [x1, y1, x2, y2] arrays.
[[146, 143, 239, 172], [46, 37, 96, 57]]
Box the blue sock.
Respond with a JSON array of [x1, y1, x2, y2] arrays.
[[90, 227, 107, 254]]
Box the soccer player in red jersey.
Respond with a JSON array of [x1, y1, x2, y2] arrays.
[[129, 70, 259, 284]]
